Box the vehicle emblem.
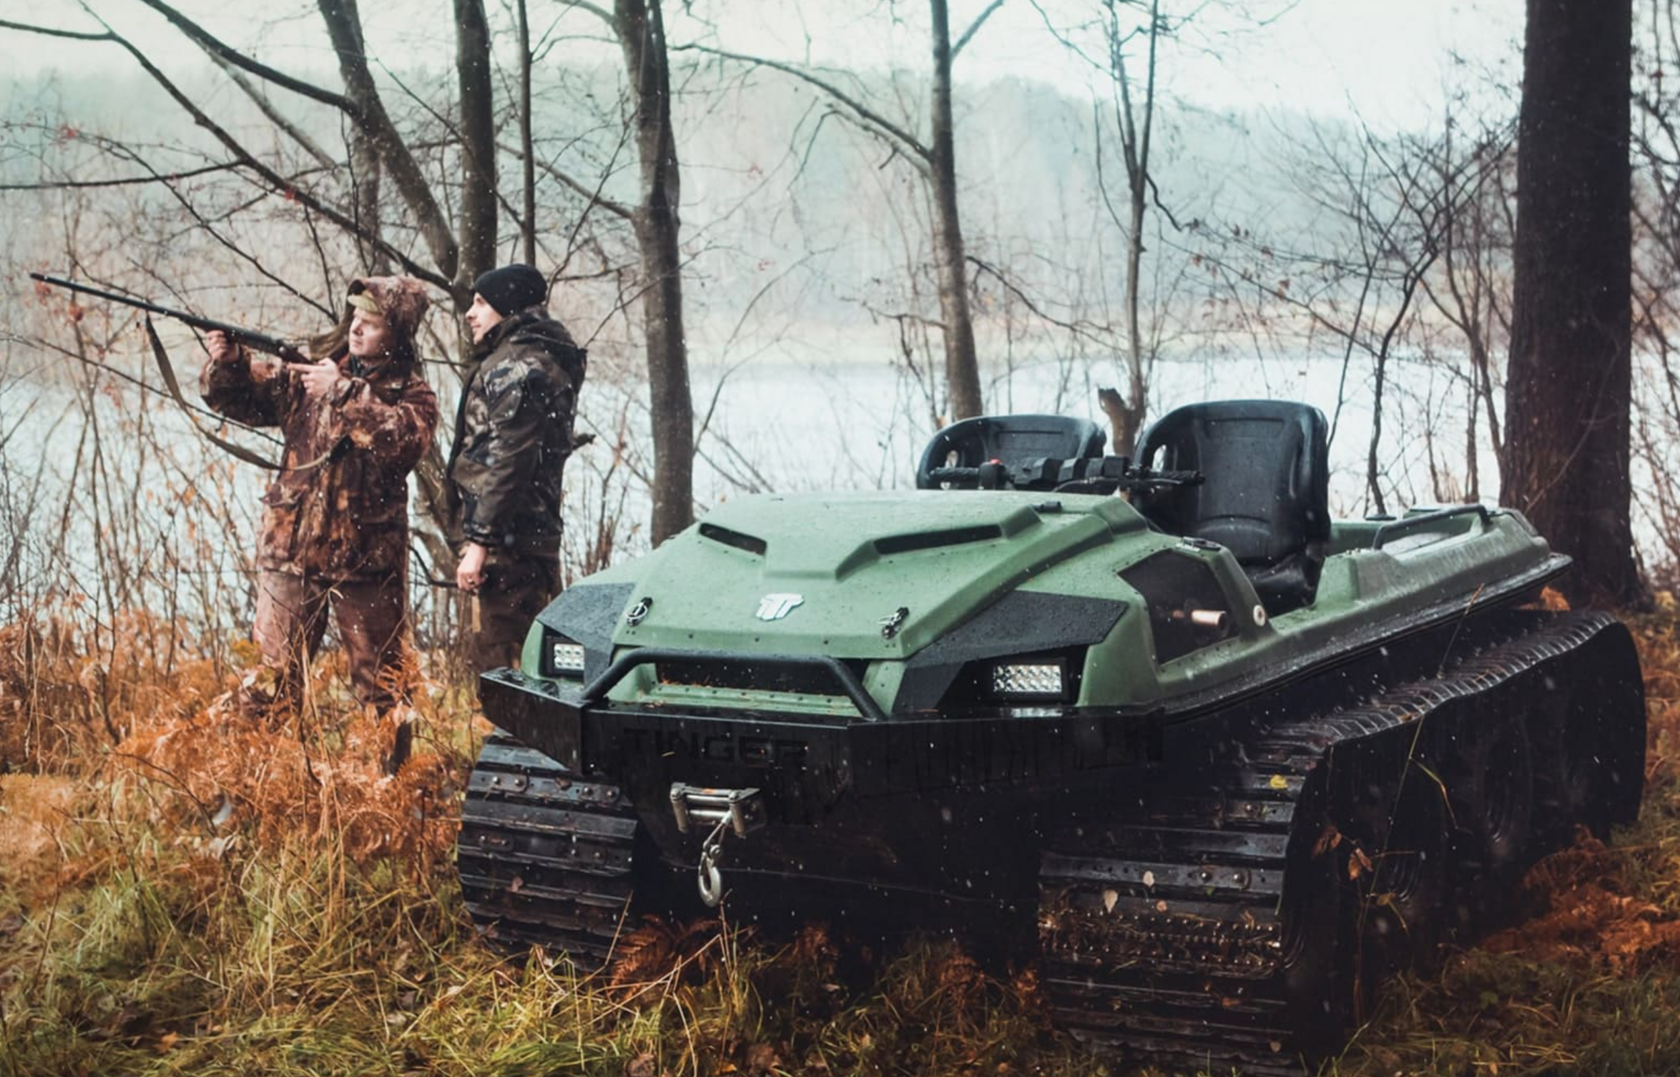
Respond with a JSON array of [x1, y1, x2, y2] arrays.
[[756, 593, 804, 621]]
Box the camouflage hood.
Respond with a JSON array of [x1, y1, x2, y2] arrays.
[[347, 275, 431, 342]]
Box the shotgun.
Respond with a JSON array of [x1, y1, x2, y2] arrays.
[[29, 273, 305, 362]]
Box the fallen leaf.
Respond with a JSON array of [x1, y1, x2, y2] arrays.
[[745, 1042, 780, 1075], [1348, 847, 1374, 881]]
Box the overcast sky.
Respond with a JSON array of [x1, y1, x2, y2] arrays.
[[4, 0, 1521, 130]]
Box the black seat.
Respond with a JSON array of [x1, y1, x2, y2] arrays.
[[1134, 400, 1330, 615], [916, 415, 1105, 489]]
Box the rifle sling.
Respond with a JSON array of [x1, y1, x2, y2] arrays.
[[146, 315, 285, 471]]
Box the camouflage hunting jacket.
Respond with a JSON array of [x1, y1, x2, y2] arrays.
[[200, 349, 439, 581], [446, 306, 586, 560]]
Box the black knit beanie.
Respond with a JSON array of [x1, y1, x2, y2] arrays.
[[472, 264, 548, 316]]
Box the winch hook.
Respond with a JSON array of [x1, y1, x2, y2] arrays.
[[669, 783, 765, 907], [697, 819, 729, 907]]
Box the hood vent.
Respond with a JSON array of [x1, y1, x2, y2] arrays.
[[700, 523, 768, 556], [876, 524, 1003, 556]]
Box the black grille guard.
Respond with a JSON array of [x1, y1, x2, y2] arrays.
[[478, 649, 887, 776], [579, 648, 887, 722]]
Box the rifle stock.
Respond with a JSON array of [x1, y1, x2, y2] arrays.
[[29, 273, 304, 362]]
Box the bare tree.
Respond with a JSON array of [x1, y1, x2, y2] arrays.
[[1626, 0, 1680, 584], [1099, 0, 1163, 454], [1414, 124, 1516, 501], [1025, 0, 1197, 453], [1170, 114, 1522, 512], [678, 0, 1008, 423], [548, 0, 696, 544]]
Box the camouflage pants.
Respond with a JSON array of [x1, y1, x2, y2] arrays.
[[465, 554, 561, 675], [243, 569, 412, 720]]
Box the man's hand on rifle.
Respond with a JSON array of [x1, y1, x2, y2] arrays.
[[297, 359, 343, 400], [207, 329, 290, 382], [206, 329, 241, 364]]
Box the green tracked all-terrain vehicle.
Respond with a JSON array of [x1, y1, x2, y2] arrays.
[[457, 400, 1646, 1075]]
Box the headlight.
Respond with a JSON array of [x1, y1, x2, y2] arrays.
[[990, 659, 1067, 700], [543, 631, 587, 678]]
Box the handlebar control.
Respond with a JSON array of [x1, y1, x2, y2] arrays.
[[924, 455, 1204, 496]]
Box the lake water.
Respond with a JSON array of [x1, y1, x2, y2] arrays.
[[0, 343, 1643, 637]]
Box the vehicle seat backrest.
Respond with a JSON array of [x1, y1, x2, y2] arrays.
[[1135, 400, 1330, 613], [916, 415, 1106, 489]]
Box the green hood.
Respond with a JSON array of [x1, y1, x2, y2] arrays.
[[612, 491, 1147, 659]]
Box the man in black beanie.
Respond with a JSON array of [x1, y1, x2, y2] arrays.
[[448, 263, 588, 674]]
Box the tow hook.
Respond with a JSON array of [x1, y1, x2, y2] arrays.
[[669, 784, 765, 907]]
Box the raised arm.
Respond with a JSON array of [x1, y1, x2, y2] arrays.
[[198, 329, 287, 426]]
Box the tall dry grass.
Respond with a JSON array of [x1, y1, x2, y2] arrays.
[[0, 605, 1092, 1077], [5, 598, 1680, 1077]]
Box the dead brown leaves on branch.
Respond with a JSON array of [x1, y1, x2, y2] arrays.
[[0, 610, 226, 772], [609, 916, 732, 989], [117, 696, 467, 874], [1483, 834, 1680, 973], [0, 606, 474, 880]]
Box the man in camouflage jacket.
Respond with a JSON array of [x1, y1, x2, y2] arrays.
[[448, 264, 587, 673], [201, 276, 438, 772]]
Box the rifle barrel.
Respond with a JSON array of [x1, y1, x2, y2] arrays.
[[28, 272, 300, 359]]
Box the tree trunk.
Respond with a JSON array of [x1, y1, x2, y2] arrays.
[[453, 0, 497, 295], [1115, 178, 1149, 455], [516, 0, 538, 266], [349, 129, 388, 274], [1504, 0, 1643, 608], [928, 0, 984, 422], [1108, 0, 1160, 457], [616, 0, 695, 545], [317, 0, 460, 289]]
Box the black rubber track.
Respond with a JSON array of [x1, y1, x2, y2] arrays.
[[1037, 611, 1644, 1076], [458, 734, 640, 967]]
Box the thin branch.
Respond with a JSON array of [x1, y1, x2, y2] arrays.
[[553, 0, 617, 26], [212, 55, 338, 170], [495, 138, 634, 220], [966, 254, 1115, 348], [130, 0, 354, 112], [67, 13, 452, 293], [673, 42, 930, 161], [0, 162, 238, 190], [952, 0, 1008, 59], [0, 18, 108, 41]]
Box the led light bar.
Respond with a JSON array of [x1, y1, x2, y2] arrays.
[[548, 638, 586, 677], [991, 660, 1066, 699]]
